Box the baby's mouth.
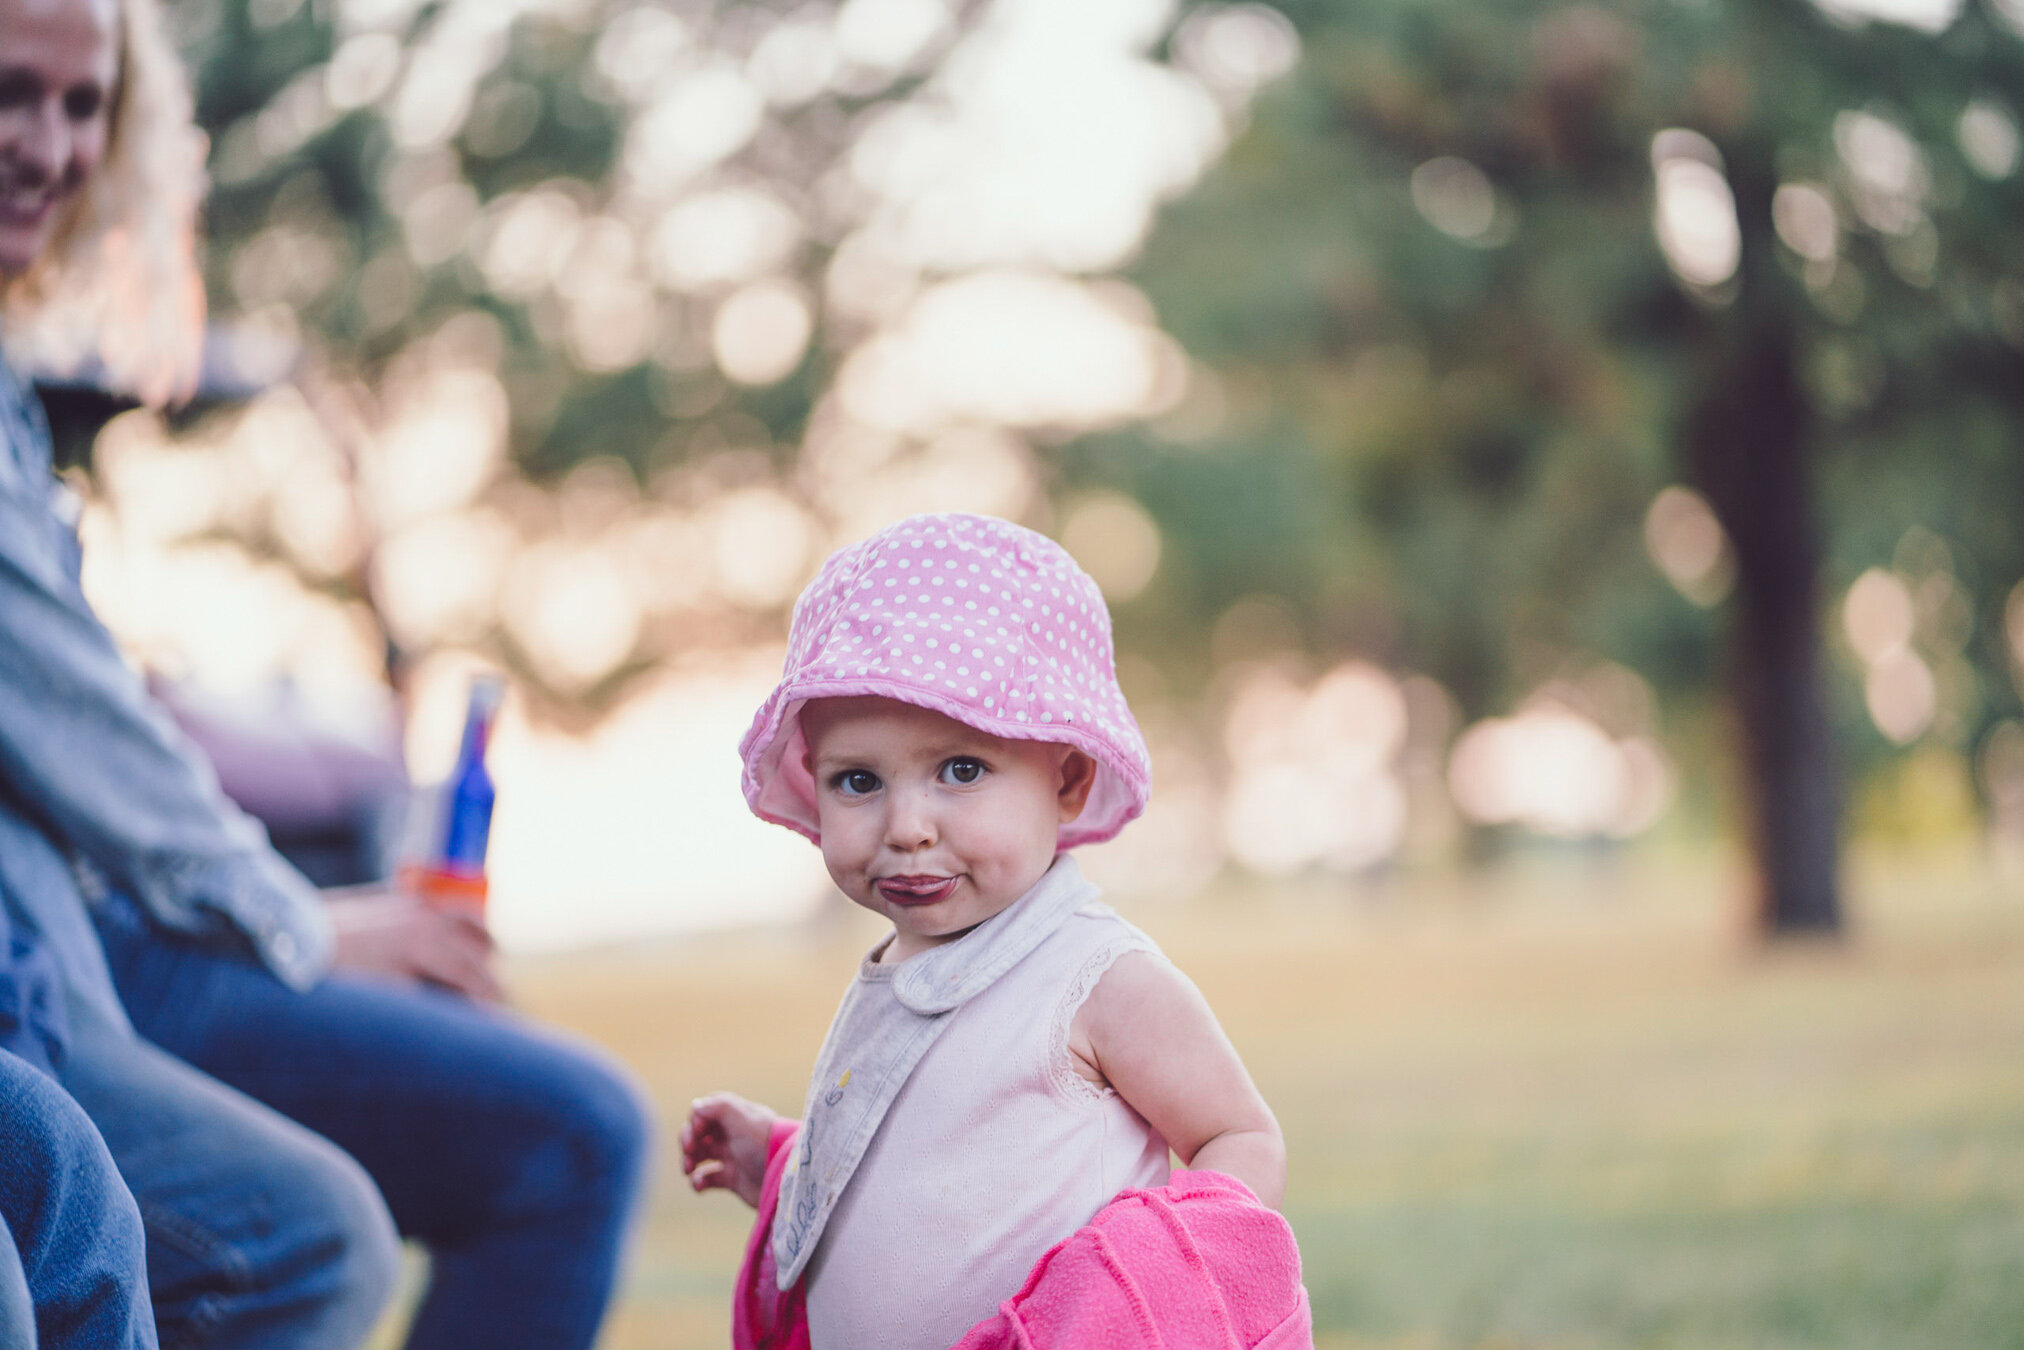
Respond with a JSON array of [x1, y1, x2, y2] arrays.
[[875, 875, 958, 906]]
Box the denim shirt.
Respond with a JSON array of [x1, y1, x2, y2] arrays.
[[0, 356, 332, 1030]]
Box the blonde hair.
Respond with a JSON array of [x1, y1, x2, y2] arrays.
[[1, 0, 207, 406]]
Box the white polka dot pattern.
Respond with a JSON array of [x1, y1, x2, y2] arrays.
[[738, 513, 1152, 848]]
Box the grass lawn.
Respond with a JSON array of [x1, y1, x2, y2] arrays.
[[423, 845, 2024, 1349]]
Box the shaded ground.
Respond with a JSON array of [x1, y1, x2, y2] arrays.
[[401, 845, 2024, 1348]]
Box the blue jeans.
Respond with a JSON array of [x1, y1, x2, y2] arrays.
[[0, 1048, 156, 1350], [0, 1209, 32, 1350], [89, 904, 652, 1350]]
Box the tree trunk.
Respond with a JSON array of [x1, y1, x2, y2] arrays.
[[1683, 147, 1843, 937]]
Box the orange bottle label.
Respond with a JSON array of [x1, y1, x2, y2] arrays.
[[400, 864, 489, 919]]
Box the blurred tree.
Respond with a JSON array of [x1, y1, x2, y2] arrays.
[[1096, 0, 2024, 933], [146, 0, 1257, 715], [105, 0, 2024, 932]]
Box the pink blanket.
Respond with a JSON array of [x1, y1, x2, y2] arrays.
[[733, 1122, 1312, 1350]]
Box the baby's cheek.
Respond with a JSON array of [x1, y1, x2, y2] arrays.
[[817, 840, 856, 880], [978, 819, 1059, 890], [816, 831, 861, 888]]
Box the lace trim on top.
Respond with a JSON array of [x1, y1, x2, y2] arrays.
[[1048, 929, 1156, 1104]]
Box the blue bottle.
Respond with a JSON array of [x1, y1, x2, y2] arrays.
[[438, 676, 505, 874]]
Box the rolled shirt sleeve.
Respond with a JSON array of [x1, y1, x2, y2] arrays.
[[0, 364, 331, 989]]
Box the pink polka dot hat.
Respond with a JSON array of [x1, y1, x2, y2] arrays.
[[739, 513, 1151, 849]]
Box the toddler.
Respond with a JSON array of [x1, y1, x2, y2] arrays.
[[683, 513, 1287, 1350]]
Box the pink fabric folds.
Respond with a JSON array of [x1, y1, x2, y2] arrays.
[[949, 1172, 1313, 1350], [732, 1119, 808, 1350], [739, 513, 1151, 850], [733, 1123, 1312, 1350]]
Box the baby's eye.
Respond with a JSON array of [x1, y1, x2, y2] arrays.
[[940, 758, 987, 786], [832, 769, 880, 797]]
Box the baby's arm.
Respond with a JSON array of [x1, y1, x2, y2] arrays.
[[680, 1091, 779, 1209], [1071, 952, 1286, 1208]]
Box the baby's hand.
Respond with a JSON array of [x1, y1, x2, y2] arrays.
[[680, 1091, 779, 1209]]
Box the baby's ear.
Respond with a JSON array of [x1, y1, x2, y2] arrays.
[[1057, 749, 1098, 823]]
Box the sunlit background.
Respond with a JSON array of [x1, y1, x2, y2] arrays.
[[63, 0, 2024, 956], [77, 0, 1294, 946]]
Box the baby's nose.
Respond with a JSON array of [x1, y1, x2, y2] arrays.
[[884, 793, 938, 849]]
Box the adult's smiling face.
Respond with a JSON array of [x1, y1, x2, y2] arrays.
[[0, 0, 118, 280]]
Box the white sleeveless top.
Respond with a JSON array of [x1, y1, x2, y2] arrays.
[[802, 897, 1172, 1350]]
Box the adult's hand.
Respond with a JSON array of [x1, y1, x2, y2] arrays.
[[324, 884, 502, 1003]]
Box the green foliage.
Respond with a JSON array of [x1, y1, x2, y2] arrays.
[[173, 0, 820, 488], [166, 0, 2024, 809], [1099, 0, 2024, 765]]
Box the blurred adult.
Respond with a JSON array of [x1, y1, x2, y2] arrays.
[[0, 927, 154, 1350], [0, 2, 652, 1348]]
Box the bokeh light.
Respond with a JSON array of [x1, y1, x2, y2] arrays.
[[373, 510, 514, 647], [1058, 491, 1163, 602], [1843, 567, 1916, 664], [501, 538, 642, 691], [1834, 110, 1930, 237], [703, 486, 816, 609], [1643, 485, 1734, 606], [1220, 661, 1410, 875], [710, 281, 814, 386], [1958, 100, 2021, 179], [1808, 0, 1961, 36], [838, 271, 1184, 433], [1866, 648, 1938, 744], [648, 188, 804, 293], [1652, 131, 1740, 289], [1411, 157, 1501, 244], [1449, 702, 1674, 840], [1772, 183, 1840, 262], [1170, 3, 1300, 98]]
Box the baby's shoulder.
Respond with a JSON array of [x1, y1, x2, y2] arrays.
[[1064, 943, 1205, 1090], [1061, 900, 1163, 954], [1077, 941, 1183, 1004], [1065, 926, 1198, 1049], [1046, 906, 1164, 998]]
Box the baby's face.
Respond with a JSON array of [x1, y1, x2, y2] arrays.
[[801, 697, 1095, 962]]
